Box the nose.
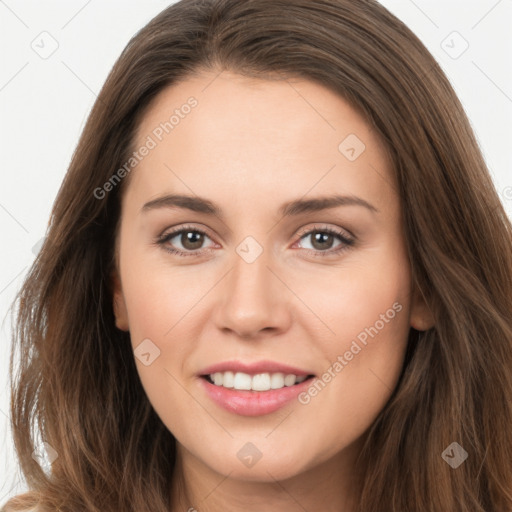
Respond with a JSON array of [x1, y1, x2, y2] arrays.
[[213, 248, 292, 339]]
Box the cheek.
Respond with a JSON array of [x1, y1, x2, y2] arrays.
[[120, 250, 210, 341], [120, 267, 201, 427], [291, 304, 410, 467], [306, 316, 409, 447], [288, 241, 411, 346], [293, 248, 412, 440]]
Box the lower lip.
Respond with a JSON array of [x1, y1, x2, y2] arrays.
[[199, 376, 315, 416]]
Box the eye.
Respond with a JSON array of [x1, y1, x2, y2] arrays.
[[156, 225, 216, 257], [155, 223, 355, 258], [294, 225, 355, 256]]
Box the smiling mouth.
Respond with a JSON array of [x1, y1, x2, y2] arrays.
[[201, 372, 316, 392]]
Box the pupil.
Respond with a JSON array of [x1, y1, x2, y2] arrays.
[[312, 231, 333, 250], [182, 231, 204, 250]]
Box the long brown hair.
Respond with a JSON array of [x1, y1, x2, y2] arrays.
[[3, 0, 512, 510]]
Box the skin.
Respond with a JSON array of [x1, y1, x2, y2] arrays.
[[111, 69, 434, 512]]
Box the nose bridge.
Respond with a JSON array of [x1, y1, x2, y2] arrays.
[[215, 239, 289, 336], [230, 245, 271, 299]]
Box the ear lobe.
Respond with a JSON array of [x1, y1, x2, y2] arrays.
[[409, 285, 435, 331], [111, 270, 130, 332]]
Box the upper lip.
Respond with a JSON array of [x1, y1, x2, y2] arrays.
[[199, 360, 315, 377]]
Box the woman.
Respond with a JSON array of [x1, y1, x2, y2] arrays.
[[3, 0, 512, 511]]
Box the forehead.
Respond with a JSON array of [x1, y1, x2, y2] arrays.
[[127, 70, 395, 213]]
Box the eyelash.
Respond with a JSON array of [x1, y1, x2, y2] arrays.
[[154, 223, 355, 258]]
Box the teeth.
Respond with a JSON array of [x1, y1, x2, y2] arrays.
[[222, 371, 234, 388], [270, 372, 285, 389], [209, 371, 309, 391], [233, 372, 252, 390], [252, 373, 271, 391]]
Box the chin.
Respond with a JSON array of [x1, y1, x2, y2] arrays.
[[198, 442, 310, 482]]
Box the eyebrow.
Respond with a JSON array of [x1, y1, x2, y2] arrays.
[[141, 193, 379, 217]]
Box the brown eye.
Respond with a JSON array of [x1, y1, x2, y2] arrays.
[[294, 226, 355, 257], [310, 231, 335, 251], [179, 231, 205, 250], [157, 227, 216, 256]]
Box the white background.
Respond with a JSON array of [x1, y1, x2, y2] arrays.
[[1, 0, 511, 503]]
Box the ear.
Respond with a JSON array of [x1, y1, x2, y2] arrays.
[[409, 284, 435, 331], [111, 268, 130, 332]]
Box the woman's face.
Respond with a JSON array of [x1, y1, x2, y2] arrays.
[[112, 70, 432, 483]]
